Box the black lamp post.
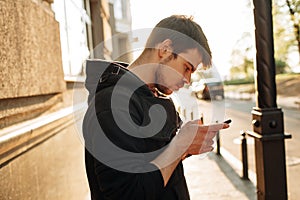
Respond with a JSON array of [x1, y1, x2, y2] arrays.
[[247, 0, 292, 199]]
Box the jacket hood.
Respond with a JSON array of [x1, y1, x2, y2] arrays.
[[85, 59, 129, 103]]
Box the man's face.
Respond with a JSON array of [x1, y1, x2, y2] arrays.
[[155, 48, 202, 95]]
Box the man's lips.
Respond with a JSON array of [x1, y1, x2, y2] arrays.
[[172, 85, 181, 91], [174, 83, 184, 90]]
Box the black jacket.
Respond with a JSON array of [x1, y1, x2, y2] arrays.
[[83, 60, 190, 200]]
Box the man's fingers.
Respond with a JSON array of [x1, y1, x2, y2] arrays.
[[188, 122, 229, 130], [205, 139, 214, 146], [188, 119, 204, 125], [206, 123, 229, 130], [199, 146, 214, 154]]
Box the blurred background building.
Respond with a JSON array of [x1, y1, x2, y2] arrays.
[[52, 0, 133, 77]]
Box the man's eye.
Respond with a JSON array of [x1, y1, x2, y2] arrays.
[[185, 66, 191, 72]]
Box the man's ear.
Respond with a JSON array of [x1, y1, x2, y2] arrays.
[[158, 39, 173, 59]]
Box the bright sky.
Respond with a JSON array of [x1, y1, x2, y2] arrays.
[[130, 0, 254, 78]]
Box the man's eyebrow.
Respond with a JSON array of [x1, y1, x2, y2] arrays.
[[187, 62, 196, 72]]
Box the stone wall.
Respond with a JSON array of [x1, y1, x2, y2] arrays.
[[0, 0, 65, 99], [0, 0, 66, 128]]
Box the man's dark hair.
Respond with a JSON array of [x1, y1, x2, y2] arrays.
[[145, 15, 212, 68]]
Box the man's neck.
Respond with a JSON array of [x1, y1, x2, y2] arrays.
[[127, 52, 159, 87]]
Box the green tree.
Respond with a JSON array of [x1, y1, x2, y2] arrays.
[[275, 59, 290, 74], [229, 0, 297, 79], [230, 32, 254, 79], [286, 0, 300, 59], [273, 0, 300, 64]]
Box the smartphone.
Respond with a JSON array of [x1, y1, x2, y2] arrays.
[[223, 119, 232, 124]]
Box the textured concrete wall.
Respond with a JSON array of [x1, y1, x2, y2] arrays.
[[0, 93, 63, 129], [0, 123, 89, 199], [0, 0, 65, 99]]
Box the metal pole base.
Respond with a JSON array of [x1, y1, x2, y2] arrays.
[[248, 108, 291, 200]]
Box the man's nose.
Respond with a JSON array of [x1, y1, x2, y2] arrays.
[[183, 74, 191, 84], [183, 77, 190, 85]]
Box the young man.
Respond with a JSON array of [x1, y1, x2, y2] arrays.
[[83, 15, 229, 200]]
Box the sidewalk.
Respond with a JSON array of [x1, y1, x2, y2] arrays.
[[278, 95, 300, 109], [182, 93, 300, 200], [183, 152, 257, 200]]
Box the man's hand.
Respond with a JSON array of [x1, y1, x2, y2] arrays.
[[174, 120, 230, 157], [151, 119, 230, 186]]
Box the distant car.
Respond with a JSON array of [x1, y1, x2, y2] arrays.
[[190, 78, 224, 100]]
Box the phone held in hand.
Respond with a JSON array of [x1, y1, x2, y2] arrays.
[[223, 119, 232, 124]]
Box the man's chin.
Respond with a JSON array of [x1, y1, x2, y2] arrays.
[[163, 90, 173, 95]]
